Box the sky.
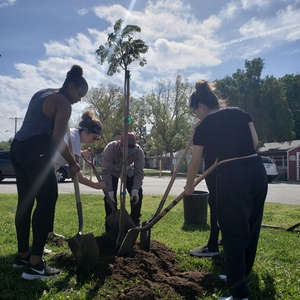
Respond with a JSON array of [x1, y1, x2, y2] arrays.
[[0, 0, 299, 141]]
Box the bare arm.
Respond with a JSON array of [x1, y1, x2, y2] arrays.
[[249, 121, 259, 148], [77, 172, 106, 189], [43, 94, 79, 176], [185, 145, 203, 196]]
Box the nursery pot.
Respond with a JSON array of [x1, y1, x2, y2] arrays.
[[183, 190, 209, 225]]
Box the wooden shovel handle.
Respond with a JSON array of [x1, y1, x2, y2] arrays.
[[151, 129, 195, 219], [67, 127, 83, 234]]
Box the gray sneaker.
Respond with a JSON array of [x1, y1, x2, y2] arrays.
[[21, 261, 60, 280], [190, 245, 219, 257]]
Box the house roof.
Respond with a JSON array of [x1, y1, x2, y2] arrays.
[[258, 140, 300, 152]]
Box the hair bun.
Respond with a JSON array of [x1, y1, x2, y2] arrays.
[[67, 65, 83, 77], [195, 80, 207, 93], [81, 110, 94, 122]]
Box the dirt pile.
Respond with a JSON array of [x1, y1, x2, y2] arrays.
[[51, 235, 223, 300]]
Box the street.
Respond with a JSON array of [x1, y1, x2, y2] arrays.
[[0, 176, 300, 205]]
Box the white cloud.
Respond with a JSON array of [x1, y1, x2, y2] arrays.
[[241, 0, 271, 10], [1, 0, 300, 141], [0, 0, 16, 9], [219, 2, 239, 19], [77, 8, 89, 16], [239, 18, 267, 36]]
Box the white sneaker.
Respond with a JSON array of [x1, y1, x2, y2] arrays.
[[189, 245, 219, 257], [219, 274, 227, 281], [43, 247, 53, 254]]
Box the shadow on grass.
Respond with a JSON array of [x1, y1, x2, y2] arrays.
[[0, 236, 112, 300], [0, 254, 48, 300], [249, 272, 276, 300], [209, 253, 276, 300], [181, 222, 211, 232]]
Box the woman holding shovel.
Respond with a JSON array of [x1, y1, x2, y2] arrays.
[[185, 80, 268, 300], [53, 109, 104, 189], [49, 110, 106, 239], [10, 65, 88, 280]]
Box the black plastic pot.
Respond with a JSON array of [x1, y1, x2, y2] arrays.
[[183, 191, 209, 225]]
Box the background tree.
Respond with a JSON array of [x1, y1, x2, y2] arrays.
[[0, 139, 12, 150], [280, 74, 300, 138], [84, 83, 124, 152], [259, 75, 294, 143], [143, 72, 193, 172], [84, 83, 147, 152], [216, 58, 294, 145]]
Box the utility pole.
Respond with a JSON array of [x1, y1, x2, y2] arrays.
[[9, 117, 22, 134]]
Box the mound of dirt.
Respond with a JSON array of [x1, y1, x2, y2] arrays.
[[50, 235, 224, 300]]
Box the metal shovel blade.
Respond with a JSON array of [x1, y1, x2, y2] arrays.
[[139, 221, 151, 251], [67, 232, 100, 269], [117, 228, 140, 256], [106, 209, 136, 234]]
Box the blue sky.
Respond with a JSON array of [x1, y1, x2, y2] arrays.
[[0, 0, 299, 141]]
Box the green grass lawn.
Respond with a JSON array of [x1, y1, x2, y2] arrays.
[[0, 193, 299, 299]]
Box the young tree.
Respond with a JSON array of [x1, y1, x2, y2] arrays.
[[96, 19, 148, 76], [95, 19, 148, 244]]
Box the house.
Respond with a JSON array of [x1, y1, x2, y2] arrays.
[[257, 140, 300, 181]]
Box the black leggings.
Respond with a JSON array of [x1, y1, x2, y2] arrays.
[[104, 175, 143, 231], [10, 135, 58, 256], [205, 169, 220, 249]]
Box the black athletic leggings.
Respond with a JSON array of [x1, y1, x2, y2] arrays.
[[205, 168, 220, 249], [10, 135, 58, 256]]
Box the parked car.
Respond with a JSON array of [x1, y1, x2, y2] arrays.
[[56, 165, 71, 183], [261, 156, 278, 183], [0, 150, 15, 181], [0, 150, 71, 183]]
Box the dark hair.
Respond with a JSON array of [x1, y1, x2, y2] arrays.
[[189, 80, 225, 110], [78, 110, 102, 135], [62, 65, 88, 90]]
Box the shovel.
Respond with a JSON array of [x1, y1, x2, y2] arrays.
[[261, 222, 300, 231], [66, 129, 100, 269], [81, 149, 135, 234], [140, 131, 195, 251], [117, 161, 218, 256]]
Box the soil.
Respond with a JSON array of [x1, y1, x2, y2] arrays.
[[49, 235, 224, 300]]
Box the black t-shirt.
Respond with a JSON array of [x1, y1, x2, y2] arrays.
[[194, 107, 256, 162]]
